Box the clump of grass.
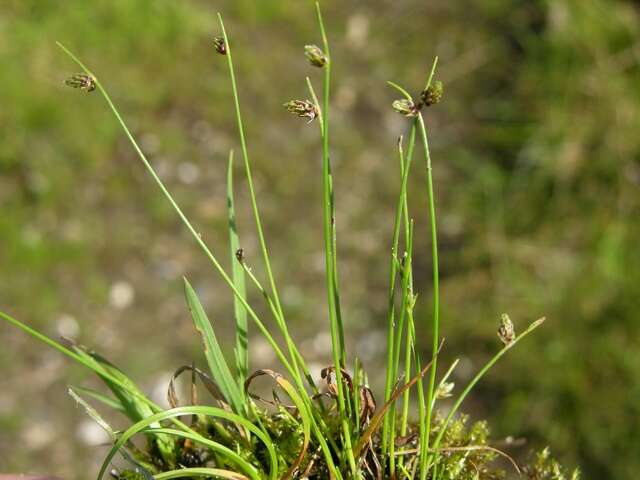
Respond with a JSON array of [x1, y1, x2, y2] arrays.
[[1, 3, 578, 480]]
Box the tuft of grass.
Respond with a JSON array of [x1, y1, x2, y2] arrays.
[[0, 3, 579, 480]]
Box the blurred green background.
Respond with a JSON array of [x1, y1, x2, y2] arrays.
[[1, 0, 639, 478]]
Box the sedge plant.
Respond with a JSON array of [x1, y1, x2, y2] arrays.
[[1, 3, 579, 480]]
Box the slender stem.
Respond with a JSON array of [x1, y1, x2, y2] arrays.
[[56, 41, 298, 388], [307, 52, 350, 432], [413, 327, 427, 479], [217, 34, 338, 475], [381, 123, 417, 462], [413, 56, 440, 480], [389, 221, 415, 477], [400, 295, 418, 463], [306, 77, 323, 135], [59, 41, 347, 480], [227, 151, 249, 388], [353, 356, 361, 433], [217, 14, 284, 321], [240, 258, 327, 405], [429, 318, 546, 479], [418, 110, 441, 480], [217, 20, 342, 476], [217, 14, 310, 391], [399, 147, 416, 470], [314, 3, 355, 474]]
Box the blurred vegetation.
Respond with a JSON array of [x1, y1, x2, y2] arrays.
[[0, 0, 638, 478]]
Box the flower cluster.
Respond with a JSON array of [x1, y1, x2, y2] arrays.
[[213, 37, 226, 55], [498, 313, 516, 345], [283, 99, 319, 123], [304, 44, 327, 68], [392, 80, 444, 116], [64, 74, 96, 92]]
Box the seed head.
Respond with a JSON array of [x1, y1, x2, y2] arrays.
[[304, 44, 327, 68], [498, 313, 515, 345], [284, 99, 319, 123], [421, 80, 443, 106], [235, 248, 245, 263], [64, 74, 96, 93], [392, 98, 419, 117], [213, 37, 226, 55]]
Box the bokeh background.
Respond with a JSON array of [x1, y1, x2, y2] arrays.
[[1, 0, 639, 478]]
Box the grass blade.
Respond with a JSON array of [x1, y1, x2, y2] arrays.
[[148, 428, 256, 480], [97, 406, 277, 480], [65, 341, 155, 422], [68, 387, 117, 441], [227, 150, 249, 386], [428, 317, 546, 479], [183, 277, 245, 414], [68, 387, 159, 477], [382, 126, 417, 461], [0, 310, 199, 439], [216, 13, 299, 384], [69, 385, 126, 414], [415, 56, 441, 480], [55, 41, 298, 388], [154, 468, 248, 480], [64, 341, 176, 463]]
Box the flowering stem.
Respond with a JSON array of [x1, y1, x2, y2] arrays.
[[418, 110, 441, 480], [382, 127, 417, 475], [55, 43, 297, 382], [314, 2, 355, 475], [415, 57, 441, 480], [429, 318, 546, 479], [217, 14, 314, 390]]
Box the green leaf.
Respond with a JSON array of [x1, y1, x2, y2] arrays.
[[0, 310, 160, 415], [69, 385, 126, 414], [67, 343, 176, 463], [68, 388, 157, 478], [0, 310, 176, 465], [67, 343, 155, 422], [227, 150, 248, 387], [97, 406, 276, 480], [154, 467, 249, 480], [68, 387, 117, 440], [183, 277, 245, 414]]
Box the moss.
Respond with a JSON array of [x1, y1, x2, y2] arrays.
[[522, 448, 581, 480], [112, 407, 577, 480]]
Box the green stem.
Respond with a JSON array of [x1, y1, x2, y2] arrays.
[[56, 41, 297, 389], [217, 15, 284, 322], [429, 318, 546, 479], [381, 122, 417, 462], [217, 17, 343, 477], [414, 54, 440, 480], [399, 147, 416, 470], [240, 259, 326, 408], [389, 220, 415, 477], [418, 110, 440, 480], [314, 2, 355, 474], [227, 151, 249, 389], [217, 14, 309, 392], [59, 40, 345, 480]]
